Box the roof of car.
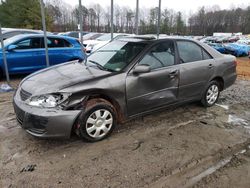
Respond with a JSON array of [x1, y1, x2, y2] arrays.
[[117, 35, 223, 58], [2, 28, 42, 33], [11, 33, 78, 40], [118, 35, 198, 43]]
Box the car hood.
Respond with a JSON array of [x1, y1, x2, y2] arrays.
[[20, 61, 111, 95], [83, 40, 99, 46], [92, 41, 109, 52]]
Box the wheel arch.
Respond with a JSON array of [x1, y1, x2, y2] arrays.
[[70, 92, 125, 137], [68, 57, 80, 61], [85, 93, 125, 124], [0, 66, 4, 79], [210, 76, 224, 91]]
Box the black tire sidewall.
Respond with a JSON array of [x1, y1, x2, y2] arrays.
[[202, 81, 220, 107], [78, 103, 117, 142], [0, 68, 3, 79]]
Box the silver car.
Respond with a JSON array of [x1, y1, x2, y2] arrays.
[[13, 36, 237, 142]]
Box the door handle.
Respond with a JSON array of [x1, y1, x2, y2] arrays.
[[208, 64, 214, 68], [169, 70, 178, 78]]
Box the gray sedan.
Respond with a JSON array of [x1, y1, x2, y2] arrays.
[[13, 36, 237, 142]]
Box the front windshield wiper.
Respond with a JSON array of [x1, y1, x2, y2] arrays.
[[88, 60, 115, 72], [88, 60, 106, 71]]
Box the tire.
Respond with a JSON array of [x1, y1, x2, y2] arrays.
[[76, 99, 117, 142], [201, 81, 220, 107], [0, 68, 3, 80]]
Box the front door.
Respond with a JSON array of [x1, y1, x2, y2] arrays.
[[7, 37, 45, 74], [126, 41, 180, 116]]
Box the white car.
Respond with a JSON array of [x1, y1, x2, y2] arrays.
[[237, 38, 250, 45], [1, 28, 43, 40], [83, 33, 130, 54]]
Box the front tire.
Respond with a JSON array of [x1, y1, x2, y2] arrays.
[[77, 99, 117, 142], [201, 81, 220, 107]]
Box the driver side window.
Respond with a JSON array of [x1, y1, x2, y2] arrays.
[[15, 38, 41, 50], [138, 41, 175, 70]]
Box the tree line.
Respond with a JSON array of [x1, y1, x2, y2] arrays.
[[1, 0, 250, 35]]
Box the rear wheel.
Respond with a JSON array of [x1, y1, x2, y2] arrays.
[[0, 68, 3, 80], [201, 81, 220, 107], [76, 99, 117, 142]]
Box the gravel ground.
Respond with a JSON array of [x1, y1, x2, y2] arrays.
[[0, 67, 250, 187]]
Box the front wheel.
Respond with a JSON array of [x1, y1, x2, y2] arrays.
[[76, 99, 117, 142], [201, 81, 220, 107]]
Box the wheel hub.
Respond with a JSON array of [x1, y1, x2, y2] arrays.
[[96, 119, 104, 127]]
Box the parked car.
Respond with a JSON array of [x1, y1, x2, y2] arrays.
[[0, 34, 85, 76], [82, 32, 103, 41], [13, 37, 237, 142], [83, 33, 130, 54], [0, 28, 43, 40], [58, 31, 88, 38], [224, 43, 250, 57], [207, 43, 226, 54], [237, 38, 250, 45]]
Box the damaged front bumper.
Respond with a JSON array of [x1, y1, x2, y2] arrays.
[[13, 89, 81, 139]]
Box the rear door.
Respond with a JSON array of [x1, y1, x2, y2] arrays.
[[42, 37, 74, 65], [176, 40, 215, 100], [126, 41, 180, 116]]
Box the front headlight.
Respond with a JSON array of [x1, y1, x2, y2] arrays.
[[27, 93, 70, 108]]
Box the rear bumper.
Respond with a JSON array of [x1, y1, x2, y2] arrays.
[[224, 72, 237, 89], [13, 90, 81, 139]]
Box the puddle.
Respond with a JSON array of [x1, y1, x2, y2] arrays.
[[237, 149, 247, 154], [188, 157, 232, 186], [215, 104, 229, 110], [187, 144, 250, 187], [228, 115, 248, 126]]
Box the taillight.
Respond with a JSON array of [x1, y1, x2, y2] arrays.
[[233, 60, 238, 66]]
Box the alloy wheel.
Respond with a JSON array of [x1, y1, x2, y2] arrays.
[[206, 84, 219, 105]]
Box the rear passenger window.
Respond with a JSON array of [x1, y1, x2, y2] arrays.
[[177, 41, 203, 63], [202, 50, 212, 60], [64, 40, 72, 47], [138, 41, 175, 70], [46, 38, 72, 48]]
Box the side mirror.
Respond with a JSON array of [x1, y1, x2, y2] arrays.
[[133, 64, 151, 74], [7, 44, 17, 51]]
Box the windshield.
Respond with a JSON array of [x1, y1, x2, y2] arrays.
[[86, 41, 146, 72], [83, 33, 103, 40], [96, 33, 114, 41], [0, 35, 21, 48]]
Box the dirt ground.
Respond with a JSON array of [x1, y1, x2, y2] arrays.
[[0, 58, 250, 188], [237, 56, 250, 80]]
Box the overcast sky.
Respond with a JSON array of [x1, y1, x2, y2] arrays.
[[63, 0, 249, 12]]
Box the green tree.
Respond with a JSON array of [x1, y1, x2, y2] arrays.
[[0, 0, 52, 29], [161, 9, 171, 34], [176, 11, 185, 34], [148, 7, 157, 33]]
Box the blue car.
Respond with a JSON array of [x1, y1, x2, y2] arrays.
[[224, 43, 250, 57], [0, 34, 85, 76], [207, 43, 226, 54]]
